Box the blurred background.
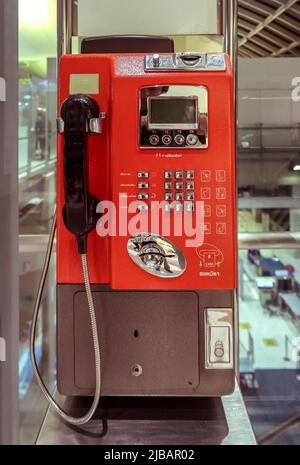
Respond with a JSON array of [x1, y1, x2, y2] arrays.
[[15, 0, 300, 445]]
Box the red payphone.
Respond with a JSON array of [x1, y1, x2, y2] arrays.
[[31, 37, 237, 426]]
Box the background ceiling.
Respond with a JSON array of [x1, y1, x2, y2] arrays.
[[19, 0, 57, 77], [238, 0, 300, 57]]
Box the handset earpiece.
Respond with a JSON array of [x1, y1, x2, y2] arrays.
[[59, 94, 100, 254]]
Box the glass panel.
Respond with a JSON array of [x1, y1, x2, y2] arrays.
[[18, 0, 57, 445], [238, 58, 300, 445], [239, 248, 300, 444], [238, 126, 300, 150]]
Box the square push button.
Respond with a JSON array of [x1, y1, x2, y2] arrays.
[[165, 171, 173, 179], [175, 171, 183, 179], [175, 182, 184, 191], [138, 172, 149, 179], [138, 182, 149, 189], [186, 171, 195, 180]]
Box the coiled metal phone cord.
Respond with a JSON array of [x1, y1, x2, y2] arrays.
[[30, 210, 102, 425]]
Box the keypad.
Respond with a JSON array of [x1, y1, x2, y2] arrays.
[[164, 170, 195, 212], [132, 168, 228, 236]]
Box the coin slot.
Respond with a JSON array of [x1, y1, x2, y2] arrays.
[[180, 54, 201, 66]]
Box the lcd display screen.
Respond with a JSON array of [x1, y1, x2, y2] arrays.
[[148, 97, 198, 129]]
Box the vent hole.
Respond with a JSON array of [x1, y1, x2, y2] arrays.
[[134, 330, 139, 338]]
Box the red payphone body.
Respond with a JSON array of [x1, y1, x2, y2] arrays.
[[56, 50, 237, 398]]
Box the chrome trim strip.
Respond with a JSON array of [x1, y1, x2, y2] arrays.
[[145, 53, 227, 72]]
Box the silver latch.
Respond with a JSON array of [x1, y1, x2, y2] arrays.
[[89, 112, 106, 133], [56, 112, 106, 134], [205, 308, 233, 370], [56, 117, 64, 134]]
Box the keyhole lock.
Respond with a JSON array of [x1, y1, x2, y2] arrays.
[[132, 364, 143, 377]]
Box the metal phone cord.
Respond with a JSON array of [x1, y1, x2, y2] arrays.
[[30, 210, 102, 425]]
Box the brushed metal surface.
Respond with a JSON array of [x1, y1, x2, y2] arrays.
[[222, 380, 257, 445], [145, 53, 227, 72], [36, 380, 256, 445]]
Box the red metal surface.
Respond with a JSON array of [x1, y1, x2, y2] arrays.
[[57, 54, 237, 290]]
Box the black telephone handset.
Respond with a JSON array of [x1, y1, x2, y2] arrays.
[[60, 95, 100, 254]]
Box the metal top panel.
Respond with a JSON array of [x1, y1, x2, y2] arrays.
[[145, 53, 227, 72]]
